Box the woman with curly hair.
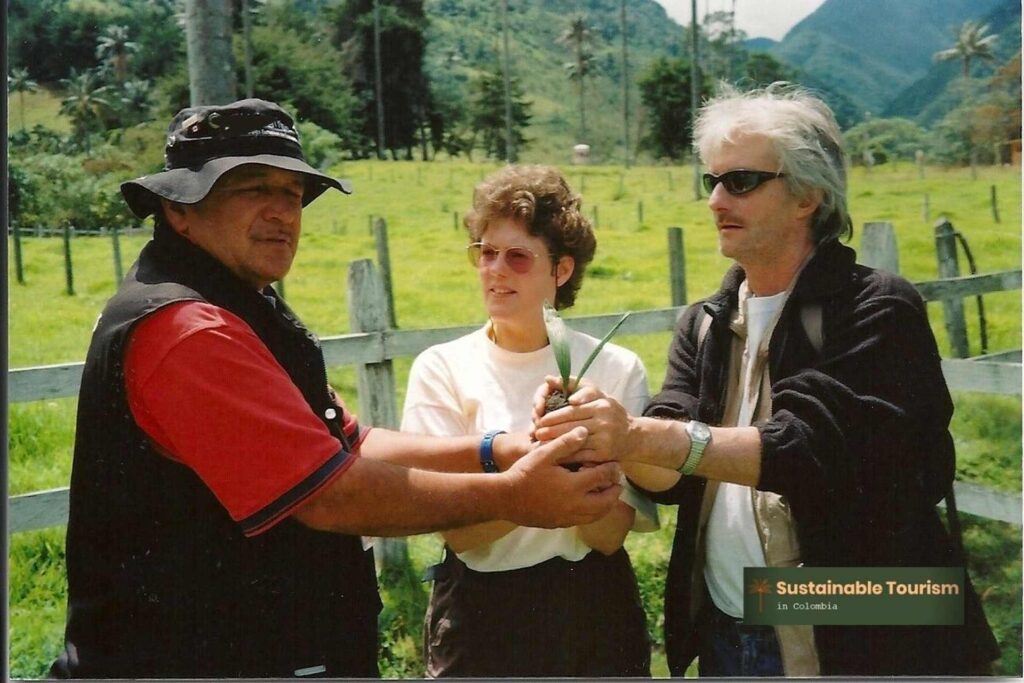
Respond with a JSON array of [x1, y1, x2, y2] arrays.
[[401, 164, 655, 677]]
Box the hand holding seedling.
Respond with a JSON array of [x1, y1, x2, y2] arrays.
[[533, 378, 634, 465], [502, 426, 623, 528], [536, 301, 632, 470], [541, 302, 630, 413]]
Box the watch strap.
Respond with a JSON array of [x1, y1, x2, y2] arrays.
[[479, 430, 506, 473], [679, 421, 709, 476]]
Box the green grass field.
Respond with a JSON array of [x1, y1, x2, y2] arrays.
[[7, 89, 72, 136], [8, 160, 1022, 677]]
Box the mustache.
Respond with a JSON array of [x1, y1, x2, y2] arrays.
[[254, 231, 295, 244]]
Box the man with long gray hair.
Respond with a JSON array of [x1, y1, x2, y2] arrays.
[[534, 84, 998, 675]]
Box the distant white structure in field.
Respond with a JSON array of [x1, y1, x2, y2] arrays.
[[573, 143, 591, 165]]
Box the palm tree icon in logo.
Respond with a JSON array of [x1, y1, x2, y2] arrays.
[[749, 579, 772, 614]]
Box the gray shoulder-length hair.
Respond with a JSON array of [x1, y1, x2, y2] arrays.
[[693, 82, 853, 244]]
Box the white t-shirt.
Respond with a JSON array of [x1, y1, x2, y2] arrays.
[[705, 285, 789, 618], [401, 324, 658, 572]]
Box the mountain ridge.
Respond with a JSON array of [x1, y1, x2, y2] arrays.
[[767, 0, 1006, 113]]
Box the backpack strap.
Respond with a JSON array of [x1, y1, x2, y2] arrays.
[[695, 302, 823, 355], [695, 306, 713, 353]]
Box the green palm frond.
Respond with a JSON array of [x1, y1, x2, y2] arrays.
[[544, 303, 630, 394], [575, 311, 630, 387], [543, 300, 573, 390]]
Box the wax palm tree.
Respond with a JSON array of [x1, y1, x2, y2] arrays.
[[934, 20, 999, 79], [559, 14, 596, 142], [935, 20, 1000, 176], [8, 68, 38, 133], [119, 79, 154, 125], [59, 69, 112, 151], [185, 0, 237, 105], [96, 24, 139, 84]]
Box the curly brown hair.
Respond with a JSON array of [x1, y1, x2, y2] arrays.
[[464, 164, 596, 310]]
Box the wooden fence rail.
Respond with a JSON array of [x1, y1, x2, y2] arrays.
[[9, 224, 1022, 534]]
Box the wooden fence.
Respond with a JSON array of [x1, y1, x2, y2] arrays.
[[8, 222, 1022, 534], [9, 224, 153, 289]]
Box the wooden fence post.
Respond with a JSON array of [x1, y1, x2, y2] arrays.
[[63, 224, 75, 296], [373, 217, 397, 329], [453, 211, 459, 232], [13, 226, 25, 284], [347, 259, 398, 428], [637, 200, 644, 227], [860, 222, 900, 274], [922, 193, 930, 223], [990, 185, 1000, 224], [592, 204, 599, 229], [111, 226, 124, 284], [935, 218, 969, 358], [668, 226, 687, 306], [347, 259, 405, 569]]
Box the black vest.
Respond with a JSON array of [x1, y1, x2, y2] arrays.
[[52, 228, 381, 678]]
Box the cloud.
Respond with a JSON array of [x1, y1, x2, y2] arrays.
[[654, 0, 827, 41]]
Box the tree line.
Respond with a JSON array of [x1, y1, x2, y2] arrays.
[[7, 0, 1019, 230], [6, 0, 792, 163]]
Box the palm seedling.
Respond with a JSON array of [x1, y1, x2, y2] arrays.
[[542, 301, 630, 413]]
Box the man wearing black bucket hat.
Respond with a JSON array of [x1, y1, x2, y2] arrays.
[[52, 99, 622, 679]]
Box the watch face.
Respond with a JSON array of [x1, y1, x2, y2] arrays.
[[690, 421, 712, 443]]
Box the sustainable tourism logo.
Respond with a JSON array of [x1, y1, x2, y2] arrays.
[[743, 567, 965, 626]]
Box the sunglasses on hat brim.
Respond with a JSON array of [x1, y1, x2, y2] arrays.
[[702, 170, 786, 196]]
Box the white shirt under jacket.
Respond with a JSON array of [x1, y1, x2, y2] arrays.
[[705, 283, 790, 617], [401, 323, 659, 572]]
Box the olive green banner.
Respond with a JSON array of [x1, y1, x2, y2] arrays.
[[743, 567, 965, 625]]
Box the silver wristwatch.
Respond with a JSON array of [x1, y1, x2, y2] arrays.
[[679, 420, 712, 475]]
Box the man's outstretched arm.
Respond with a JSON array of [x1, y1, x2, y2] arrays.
[[532, 378, 762, 491], [292, 427, 624, 536]]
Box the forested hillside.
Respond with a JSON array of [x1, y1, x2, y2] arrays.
[[884, 0, 1021, 124], [771, 0, 1005, 115], [6, 0, 1020, 174]]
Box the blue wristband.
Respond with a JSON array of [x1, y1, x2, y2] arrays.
[[479, 430, 506, 473]]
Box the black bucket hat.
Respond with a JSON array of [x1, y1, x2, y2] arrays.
[[120, 98, 352, 218]]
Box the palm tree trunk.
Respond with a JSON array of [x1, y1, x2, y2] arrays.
[[620, 0, 630, 168], [577, 42, 586, 140], [501, 0, 514, 162], [185, 0, 237, 105], [373, 0, 387, 160], [690, 0, 701, 200], [242, 0, 255, 98]]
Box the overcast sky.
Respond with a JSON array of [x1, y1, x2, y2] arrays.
[[654, 0, 828, 41]]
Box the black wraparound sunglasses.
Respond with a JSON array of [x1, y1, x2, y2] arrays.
[[702, 169, 785, 196]]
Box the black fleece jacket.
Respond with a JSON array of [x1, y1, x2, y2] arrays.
[[639, 239, 999, 675]]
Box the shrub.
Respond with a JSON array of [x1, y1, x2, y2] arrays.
[[9, 150, 143, 230]]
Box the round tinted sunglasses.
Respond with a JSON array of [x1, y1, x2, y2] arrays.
[[702, 170, 786, 196], [467, 242, 549, 274]]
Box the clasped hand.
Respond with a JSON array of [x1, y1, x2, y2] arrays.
[[531, 375, 633, 466]]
